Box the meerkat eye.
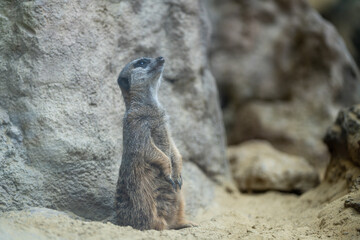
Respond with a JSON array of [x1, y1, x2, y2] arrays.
[[134, 59, 150, 69]]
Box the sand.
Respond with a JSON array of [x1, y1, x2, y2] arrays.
[[1, 178, 359, 240]]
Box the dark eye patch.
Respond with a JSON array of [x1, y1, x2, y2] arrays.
[[133, 58, 150, 69]]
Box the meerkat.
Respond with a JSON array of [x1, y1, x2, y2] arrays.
[[115, 56, 195, 230]]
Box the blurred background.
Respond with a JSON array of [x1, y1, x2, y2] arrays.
[[309, 0, 360, 66], [1, 0, 360, 226], [206, 0, 360, 180], [214, 0, 360, 71]]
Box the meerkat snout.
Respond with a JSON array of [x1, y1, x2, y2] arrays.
[[156, 56, 165, 63], [147, 57, 165, 75]]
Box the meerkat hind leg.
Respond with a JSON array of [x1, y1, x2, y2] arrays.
[[170, 194, 198, 230], [153, 216, 168, 231]]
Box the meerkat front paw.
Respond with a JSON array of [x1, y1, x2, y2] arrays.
[[165, 175, 176, 190], [174, 175, 182, 190]]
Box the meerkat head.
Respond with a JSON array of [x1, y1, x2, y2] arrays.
[[117, 57, 165, 107]]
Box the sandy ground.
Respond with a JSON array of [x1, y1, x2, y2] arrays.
[[0, 181, 359, 240]]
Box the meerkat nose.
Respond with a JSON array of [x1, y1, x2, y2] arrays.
[[156, 56, 165, 63]]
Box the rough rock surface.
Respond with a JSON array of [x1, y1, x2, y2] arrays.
[[207, 0, 360, 169], [0, 108, 47, 212], [228, 141, 319, 193], [0, 0, 228, 220], [323, 104, 360, 187]]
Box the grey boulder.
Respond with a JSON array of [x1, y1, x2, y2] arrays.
[[0, 0, 228, 220], [228, 141, 319, 193]]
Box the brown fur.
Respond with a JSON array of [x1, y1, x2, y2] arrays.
[[115, 57, 195, 230]]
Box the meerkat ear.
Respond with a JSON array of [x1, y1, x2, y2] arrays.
[[118, 76, 130, 91]]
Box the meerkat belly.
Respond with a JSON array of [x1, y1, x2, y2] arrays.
[[152, 170, 178, 220], [151, 125, 171, 155]]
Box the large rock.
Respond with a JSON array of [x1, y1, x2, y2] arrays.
[[0, 108, 47, 212], [207, 0, 360, 170], [324, 104, 360, 184], [300, 105, 360, 237], [0, 0, 228, 220], [228, 141, 319, 193], [231, 102, 330, 169]]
